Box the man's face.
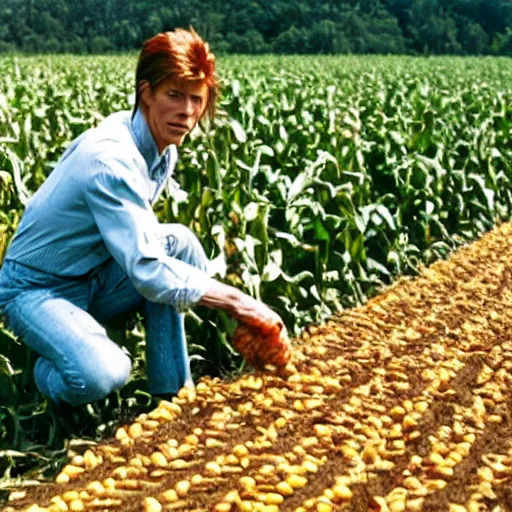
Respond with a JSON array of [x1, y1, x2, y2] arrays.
[[141, 76, 208, 151]]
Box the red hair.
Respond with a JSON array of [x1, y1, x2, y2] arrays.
[[134, 28, 218, 119]]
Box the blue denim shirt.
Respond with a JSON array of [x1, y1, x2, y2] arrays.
[[2, 109, 212, 311]]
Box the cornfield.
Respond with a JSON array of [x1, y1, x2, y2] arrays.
[[0, 54, 511, 509]]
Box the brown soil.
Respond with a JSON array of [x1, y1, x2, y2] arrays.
[[5, 222, 512, 512]]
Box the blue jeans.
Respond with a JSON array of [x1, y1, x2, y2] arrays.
[[0, 224, 210, 406]]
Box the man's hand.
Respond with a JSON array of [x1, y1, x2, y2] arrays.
[[230, 294, 284, 336], [232, 322, 291, 369], [198, 279, 290, 367], [199, 279, 282, 332]]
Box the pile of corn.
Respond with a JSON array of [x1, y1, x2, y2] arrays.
[[6, 223, 512, 512]]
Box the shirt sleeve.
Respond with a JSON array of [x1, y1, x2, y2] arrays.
[[84, 156, 213, 312]]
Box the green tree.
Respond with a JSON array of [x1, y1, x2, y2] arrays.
[[458, 19, 489, 55], [492, 28, 512, 56], [273, 25, 310, 54], [228, 30, 269, 54], [408, 0, 460, 54], [365, 6, 406, 54], [0, 0, 509, 56], [89, 35, 115, 53], [308, 20, 350, 54], [340, 10, 369, 53]]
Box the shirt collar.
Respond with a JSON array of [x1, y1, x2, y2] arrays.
[[131, 108, 169, 176]]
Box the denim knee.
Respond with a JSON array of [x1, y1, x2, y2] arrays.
[[55, 352, 132, 405], [161, 224, 209, 272], [84, 352, 131, 401]]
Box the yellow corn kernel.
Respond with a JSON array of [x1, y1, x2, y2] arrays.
[[86, 481, 105, 496], [71, 455, 84, 467], [128, 423, 143, 438], [389, 500, 406, 512], [112, 467, 128, 479], [265, 493, 284, 505], [332, 485, 353, 501], [302, 460, 319, 473], [62, 465, 85, 479], [162, 489, 179, 503], [214, 504, 231, 512], [175, 480, 191, 497], [276, 482, 294, 496], [150, 452, 168, 467], [82, 450, 98, 469], [143, 497, 162, 512], [406, 498, 424, 511], [239, 476, 257, 489], [275, 417, 287, 428], [286, 474, 308, 489], [115, 427, 128, 440], [362, 445, 379, 464], [62, 491, 80, 502], [449, 505, 467, 512], [103, 478, 116, 490], [233, 444, 249, 457], [206, 461, 222, 476], [191, 474, 203, 485], [49, 498, 68, 512], [56, 473, 70, 484], [69, 500, 84, 512]]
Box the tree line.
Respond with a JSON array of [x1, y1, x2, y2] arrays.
[[0, 0, 511, 55]]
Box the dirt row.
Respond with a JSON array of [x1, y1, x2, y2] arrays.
[[6, 222, 512, 512]]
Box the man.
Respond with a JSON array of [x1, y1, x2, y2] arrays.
[[0, 28, 286, 406]]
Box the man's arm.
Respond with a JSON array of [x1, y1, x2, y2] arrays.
[[85, 156, 213, 312], [85, 155, 284, 334], [199, 280, 284, 334]]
